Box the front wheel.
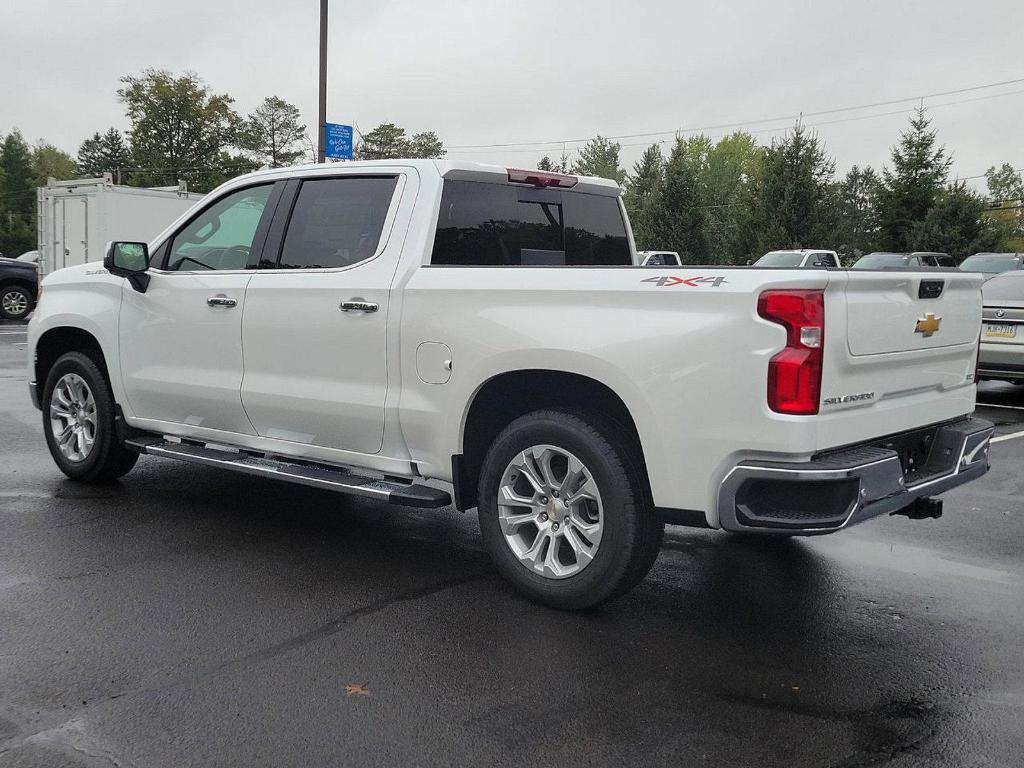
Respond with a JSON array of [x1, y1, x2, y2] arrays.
[[477, 410, 663, 610], [0, 285, 33, 320], [42, 352, 138, 482]]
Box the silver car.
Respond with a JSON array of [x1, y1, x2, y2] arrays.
[[960, 252, 1023, 280], [979, 270, 1024, 383]]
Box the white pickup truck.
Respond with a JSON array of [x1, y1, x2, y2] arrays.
[[28, 161, 994, 609]]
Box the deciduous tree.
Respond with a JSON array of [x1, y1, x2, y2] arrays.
[[118, 69, 244, 190]]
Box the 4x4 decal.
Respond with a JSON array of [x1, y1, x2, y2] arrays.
[[642, 276, 727, 287]]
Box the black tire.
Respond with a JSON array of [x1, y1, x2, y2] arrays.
[[42, 351, 138, 482], [0, 284, 34, 320], [477, 409, 663, 610]]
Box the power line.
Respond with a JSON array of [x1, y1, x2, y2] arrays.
[[446, 76, 1024, 151], [443, 87, 1024, 157]]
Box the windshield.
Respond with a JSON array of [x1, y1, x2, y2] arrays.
[[960, 254, 1021, 274], [754, 251, 804, 267], [852, 253, 910, 269], [982, 272, 1024, 303], [16, 251, 37, 263]]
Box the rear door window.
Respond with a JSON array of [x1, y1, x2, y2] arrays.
[[277, 176, 398, 269], [431, 180, 630, 266]]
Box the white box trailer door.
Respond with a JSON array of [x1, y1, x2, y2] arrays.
[[51, 195, 89, 271]]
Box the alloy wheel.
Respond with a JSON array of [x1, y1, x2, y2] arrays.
[[497, 444, 604, 579]]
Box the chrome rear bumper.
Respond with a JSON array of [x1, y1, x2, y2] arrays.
[[717, 417, 994, 535]]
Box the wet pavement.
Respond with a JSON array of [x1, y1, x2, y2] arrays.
[[1, 319, 1022, 767]]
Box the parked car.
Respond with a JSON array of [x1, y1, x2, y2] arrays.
[[910, 252, 956, 268], [27, 160, 993, 609], [751, 249, 840, 268], [637, 250, 681, 266], [978, 270, 1024, 383], [0, 253, 39, 320], [852, 252, 952, 269], [16, 250, 39, 265], [959, 252, 1023, 279]]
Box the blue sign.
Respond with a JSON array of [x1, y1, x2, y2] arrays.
[[325, 123, 354, 159]]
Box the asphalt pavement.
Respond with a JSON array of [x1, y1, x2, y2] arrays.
[[1, 318, 1022, 768]]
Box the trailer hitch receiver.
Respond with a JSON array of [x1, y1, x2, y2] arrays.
[[891, 496, 943, 520]]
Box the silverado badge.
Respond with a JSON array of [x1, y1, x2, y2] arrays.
[[914, 313, 942, 337]]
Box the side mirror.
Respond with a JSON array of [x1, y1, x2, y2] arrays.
[[104, 241, 150, 292]]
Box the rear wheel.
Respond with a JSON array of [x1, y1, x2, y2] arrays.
[[477, 410, 663, 610], [42, 352, 138, 482], [0, 285, 33, 320]]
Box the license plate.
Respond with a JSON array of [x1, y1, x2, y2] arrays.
[[984, 323, 1017, 339]]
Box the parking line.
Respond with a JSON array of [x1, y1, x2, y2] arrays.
[[992, 429, 1024, 444], [977, 402, 1024, 411], [0, 331, 28, 335]]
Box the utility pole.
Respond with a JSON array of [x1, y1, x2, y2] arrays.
[[317, 0, 328, 163]]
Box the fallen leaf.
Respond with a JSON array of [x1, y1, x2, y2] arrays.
[[345, 683, 371, 697]]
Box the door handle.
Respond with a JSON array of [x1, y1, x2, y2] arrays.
[[207, 295, 238, 308], [339, 300, 378, 313]]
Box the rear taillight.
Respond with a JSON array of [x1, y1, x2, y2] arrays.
[[507, 168, 578, 188], [757, 290, 825, 415]]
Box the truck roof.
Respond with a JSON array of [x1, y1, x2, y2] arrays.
[[234, 159, 623, 197]]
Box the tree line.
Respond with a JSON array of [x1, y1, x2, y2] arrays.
[[546, 109, 1022, 264], [2, 68, 1022, 263]]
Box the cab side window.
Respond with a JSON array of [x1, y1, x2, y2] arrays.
[[277, 177, 399, 270], [165, 185, 273, 271]]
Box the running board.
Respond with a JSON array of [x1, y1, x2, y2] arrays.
[[125, 436, 451, 508]]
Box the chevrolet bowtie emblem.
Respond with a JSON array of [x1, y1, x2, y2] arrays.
[[915, 313, 942, 337]]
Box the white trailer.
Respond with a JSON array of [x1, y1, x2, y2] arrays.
[[36, 174, 204, 276]]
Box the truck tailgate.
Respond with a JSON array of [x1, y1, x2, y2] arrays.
[[845, 271, 980, 355], [816, 269, 984, 449]]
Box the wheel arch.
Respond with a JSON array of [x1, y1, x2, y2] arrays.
[[453, 369, 653, 511], [34, 326, 112, 405]]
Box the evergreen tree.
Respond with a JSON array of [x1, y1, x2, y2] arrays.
[[0, 130, 37, 256], [911, 182, 1000, 260], [742, 122, 835, 258], [572, 136, 625, 184], [832, 165, 881, 261], [355, 123, 445, 160], [241, 96, 306, 168], [877, 108, 951, 251], [407, 131, 445, 159], [623, 144, 664, 249], [647, 136, 710, 262]]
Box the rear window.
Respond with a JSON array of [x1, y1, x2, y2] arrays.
[[961, 254, 1021, 274], [982, 272, 1024, 302], [754, 251, 804, 267], [852, 253, 911, 269], [278, 176, 398, 270], [431, 180, 630, 266]]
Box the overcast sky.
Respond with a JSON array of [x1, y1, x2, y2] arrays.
[[1, 0, 1022, 188]]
